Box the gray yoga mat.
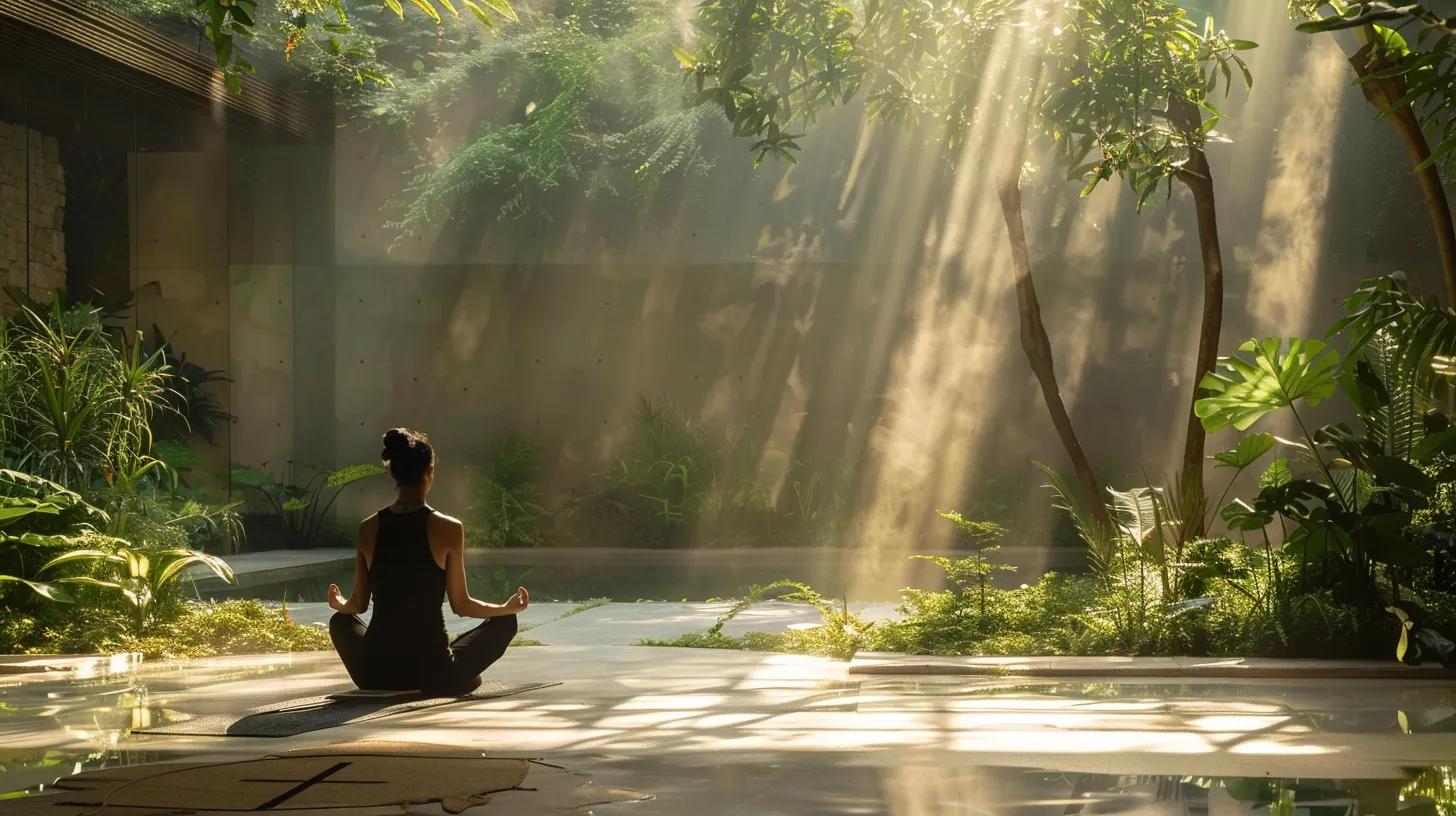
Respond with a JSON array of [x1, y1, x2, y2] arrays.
[[137, 681, 560, 738]]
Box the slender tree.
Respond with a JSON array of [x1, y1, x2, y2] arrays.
[[1043, 1, 1253, 532], [1294, 2, 1456, 305]]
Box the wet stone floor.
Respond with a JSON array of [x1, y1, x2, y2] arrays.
[[0, 607, 1452, 814]]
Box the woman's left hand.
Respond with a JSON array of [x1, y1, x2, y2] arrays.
[[327, 583, 347, 612], [500, 586, 530, 615]]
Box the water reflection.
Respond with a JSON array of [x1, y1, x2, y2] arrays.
[[0, 746, 177, 799], [1014, 767, 1455, 816]]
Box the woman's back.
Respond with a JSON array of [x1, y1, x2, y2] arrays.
[[362, 506, 450, 686]]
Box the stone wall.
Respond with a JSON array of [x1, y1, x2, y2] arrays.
[[0, 121, 66, 303]]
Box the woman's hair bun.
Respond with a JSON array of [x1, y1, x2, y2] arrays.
[[381, 427, 412, 461], [380, 427, 435, 486]]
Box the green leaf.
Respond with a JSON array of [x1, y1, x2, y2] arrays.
[[1213, 433, 1276, 469], [1368, 454, 1438, 496], [0, 575, 72, 603], [1413, 427, 1456, 461], [1296, 6, 1415, 34], [1285, 521, 1353, 560], [1259, 458, 1292, 489], [55, 575, 124, 593], [0, 502, 60, 528], [153, 441, 202, 471], [1195, 338, 1341, 433], [1220, 499, 1271, 532], [460, 0, 496, 28], [673, 47, 697, 71], [40, 549, 127, 572], [155, 551, 235, 586], [383, 0, 405, 17], [230, 467, 276, 489], [409, 0, 442, 23], [324, 463, 386, 488], [1390, 604, 1412, 662], [474, 0, 517, 23]]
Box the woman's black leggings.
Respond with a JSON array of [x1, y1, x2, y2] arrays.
[[329, 612, 518, 695]]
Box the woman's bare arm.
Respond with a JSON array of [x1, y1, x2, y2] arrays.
[[328, 518, 375, 615], [440, 518, 529, 619]]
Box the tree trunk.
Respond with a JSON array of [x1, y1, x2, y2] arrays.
[[996, 149, 1111, 529], [1350, 41, 1456, 306], [1169, 96, 1225, 538]]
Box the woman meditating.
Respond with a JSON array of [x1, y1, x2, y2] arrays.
[[328, 427, 528, 695]]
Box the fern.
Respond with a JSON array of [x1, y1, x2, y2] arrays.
[[1035, 461, 1118, 572], [1365, 330, 1429, 458]]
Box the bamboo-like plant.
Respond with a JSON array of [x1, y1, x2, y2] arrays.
[[1, 299, 172, 489]]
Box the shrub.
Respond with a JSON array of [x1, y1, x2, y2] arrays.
[[467, 432, 545, 548], [567, 396, 847, 548], [123, 600, 330, 659], [0, 300, 170, 488]]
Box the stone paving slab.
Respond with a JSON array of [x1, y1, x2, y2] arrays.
[[847, 651, 1456, 679]]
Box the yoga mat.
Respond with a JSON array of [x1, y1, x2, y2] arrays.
[[137, 681, 560, 738]]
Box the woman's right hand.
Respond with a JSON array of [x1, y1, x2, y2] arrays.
[[500, 586, 530, 615], [328, 583, 347, 612]]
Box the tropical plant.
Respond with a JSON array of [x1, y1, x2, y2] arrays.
[[160, 0, 518, 94], [378, 0, 719, 238], [468, 432, 545, 548], [41, 545, 235, 636], [231, 463, 385, 550], [0, 300, 173, 489], [0, 495, 79, 603], [1037, 463, 1239, 654], [144, 325, 233, 446], [1196, 325, 1456, 664]]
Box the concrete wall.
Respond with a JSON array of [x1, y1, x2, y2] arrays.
[[292, 25, 1449, 556], [0, 121, 66, 304]]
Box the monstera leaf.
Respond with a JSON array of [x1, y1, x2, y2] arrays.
[[1195, 338, 1341, 432], [1213, 433, 1276, 469]]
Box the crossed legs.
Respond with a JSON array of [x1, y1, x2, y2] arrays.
[[329, 612, 518, 695]]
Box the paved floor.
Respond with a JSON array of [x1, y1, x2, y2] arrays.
[[1, 627, 1453, 814]]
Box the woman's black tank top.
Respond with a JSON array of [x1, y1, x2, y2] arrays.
[[362, 506, 450, 688]]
